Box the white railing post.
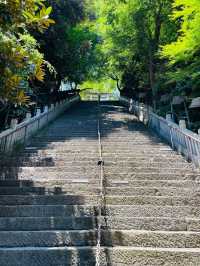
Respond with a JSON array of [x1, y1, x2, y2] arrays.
[[44, 106, 48, 113], [25, 112, 31, 121], [10, 119, 18, 129], [129, 99, 134, 114], [36, 108, 41, 116], [166, 114, 173, 122], [0, 96, 80, 154], [119, 96, 200, 167], [179, 120, 186, 129]]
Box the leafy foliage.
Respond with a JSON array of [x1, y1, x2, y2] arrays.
[[0, 0, 54, 106], [34, 0, 101, 93], [91, 0, 175, 100], [161, 0, 200, 96]]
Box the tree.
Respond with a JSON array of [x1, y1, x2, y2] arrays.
[[161, 0, 200, 96], [92, 0, 175, 103], [34, 0, 101, 92], [0, 0, 54, 128]]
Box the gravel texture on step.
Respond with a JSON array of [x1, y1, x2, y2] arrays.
[[1, 229, 200, 248], [0, 247, 200, 266], [0, 204, 200, 218]]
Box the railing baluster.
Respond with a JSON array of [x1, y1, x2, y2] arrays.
[[120, 96, 200, 167], [0, 96, 80, 154]]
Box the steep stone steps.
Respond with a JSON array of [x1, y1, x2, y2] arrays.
[[0, 246, 200, 266], [0, 185, 100, 195], [1, 158, 192, 167], [1, 229, 200, 248], [0, 216, 199, 232], [17, 172, 99, 180], [0, 178, 197, 188], [104, 186, 200, 197], [104, 172, 199, 181], [1, 184, 200, 197], [0, 101, 200, 265], [0, 216, 98, 231], [0, 195, 98, 205], [0, 179, 98, 187], [0, 204, 199, 218], [0, 195, 200, 206]]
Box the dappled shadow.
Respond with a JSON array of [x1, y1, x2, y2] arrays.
[[0, 179, 99, 264], [0, 101, 165, 178], [99, 102, 171, 147], [0, 101, 100, 180], [0, 99, 181, 265]]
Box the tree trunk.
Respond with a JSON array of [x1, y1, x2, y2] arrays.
[[148, 3, 163, 111], [148, 48, 157, 110]]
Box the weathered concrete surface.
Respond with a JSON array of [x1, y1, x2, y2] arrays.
[[0, 101, 200, 265]]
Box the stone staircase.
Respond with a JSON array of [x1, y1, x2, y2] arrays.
[[0, 101, 200, 265]]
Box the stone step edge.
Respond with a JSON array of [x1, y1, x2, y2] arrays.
[[0, 179, 199, 184], [0, 229, 200, 235], [1, 246, 200, 253], [0, 186, 197, 191]]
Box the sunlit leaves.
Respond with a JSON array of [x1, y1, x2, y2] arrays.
[[161, 0, 200, 63], [34, 63, 45, 82], [0, 0, 54, 106], [160, 0, 200, 93]]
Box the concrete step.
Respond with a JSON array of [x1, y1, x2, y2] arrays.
[[0, 185, 99, 195], [0, 179, 197, 188], [2, 161, 98, 167], [104, 167, 195, 175], [107, 179, 199, 188], [0, 216, 98, 231], [102, 205, 200, 218], [101, 216, 200, 231], [2, 159, 190, 168], [104, 142, 170, 148], [0, 205, 98, 217], [1, 157, 189, 168], [104, 186, 200, 197], [9, 166, 99, 172], [0, 230, 98, 248], [0, 195, 99, 205], [0, 216, 199, 232], [0, 180, 34, 187], [0, 205, 199, 218], [17, 172, 99, 180], [5, 156, 186, 164], [1, 229, 200, 248], [26, 142, 99, 148], [0, 158, 98, 167], [1, 185, 199, 197], [104, 154, 187, 160], [0, 246, 200, 266], [1, 195, 200, 206], [104, 161, 191, 168], [104, 195, 200, 206], [0, 179, 99, 187], [13, 166, 195, 175], [103, 152, 186, 158], [104, 172, 199, 181]]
